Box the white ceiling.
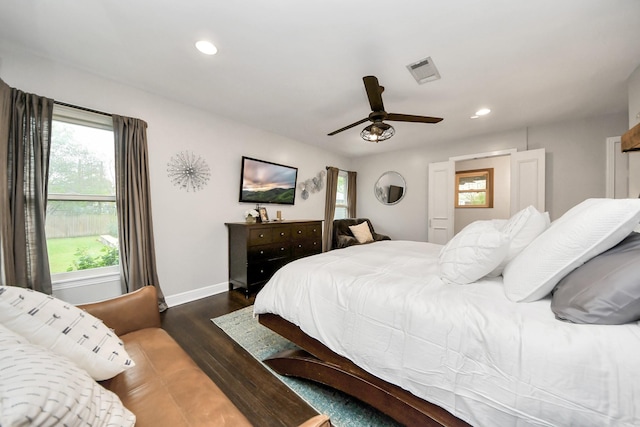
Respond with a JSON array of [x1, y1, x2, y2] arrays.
[[1, 0, 639, 157]]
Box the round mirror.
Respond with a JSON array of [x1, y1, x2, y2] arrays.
[[374, 171, 406, 205]]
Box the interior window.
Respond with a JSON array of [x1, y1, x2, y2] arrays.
[[46, 105, 120, 276], [455, 168, 494, 208], [334, 170, 349, 219]]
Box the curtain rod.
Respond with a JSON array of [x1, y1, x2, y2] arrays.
[[326, 166, 356, 173], [54, 101, 112, 117]]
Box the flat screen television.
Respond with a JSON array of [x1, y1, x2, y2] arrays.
[[239, 156, 298, 205]]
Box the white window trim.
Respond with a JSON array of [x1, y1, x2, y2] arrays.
[[49, 104, 120, 290], [52, 265, 120, 288], [334, 170, 349, 219]]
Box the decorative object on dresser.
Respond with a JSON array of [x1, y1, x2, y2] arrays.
[[245, 209, 259, 223], [258, 207, 269, 223], [225, 220, 322, 296]]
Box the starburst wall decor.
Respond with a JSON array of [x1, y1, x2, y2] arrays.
[[167, 151, 211, 192]]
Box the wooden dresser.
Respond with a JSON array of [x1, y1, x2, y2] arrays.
[[225, 220, 322, 296]]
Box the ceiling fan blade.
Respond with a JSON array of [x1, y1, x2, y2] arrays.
[[327, 117, 370, 136], [363, 76, 385, 112], [386, 113, 443, 124]]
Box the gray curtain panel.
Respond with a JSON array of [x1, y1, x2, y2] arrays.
[[113, 115, 167, 311], [0, 78, 53, 293], [347, 170, 357, 218], [323, 167, 340, 251]]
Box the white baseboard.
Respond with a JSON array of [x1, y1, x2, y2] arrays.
[[164, 282, 229, 307]]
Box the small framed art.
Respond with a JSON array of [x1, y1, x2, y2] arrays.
[[258, 207, 269, 222]]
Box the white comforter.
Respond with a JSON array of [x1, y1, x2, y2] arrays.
[[254, 240, 640, 427]]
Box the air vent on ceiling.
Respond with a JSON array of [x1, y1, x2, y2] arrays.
[[406, 56, 441, 84]]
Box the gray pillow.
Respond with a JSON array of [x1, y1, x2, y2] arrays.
[[551, 232, 640, 324]]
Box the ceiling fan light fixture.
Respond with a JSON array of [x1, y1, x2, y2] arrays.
[[361, 122, 395, 142]]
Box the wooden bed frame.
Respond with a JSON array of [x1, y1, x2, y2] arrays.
[[258, 313, 470, 427]]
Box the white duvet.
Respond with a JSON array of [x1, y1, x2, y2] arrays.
[[254, 240, 640, 427]]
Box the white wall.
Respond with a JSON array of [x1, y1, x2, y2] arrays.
[[526, 114, 628, 216], [353, 129, 527, 241], [353, 114, 627, 242], [0, 41, 350, 304], [454, 155, 511, 233]]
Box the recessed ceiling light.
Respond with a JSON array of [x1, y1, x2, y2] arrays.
[[470, 115, 479, 119], [475, 108, 491, 116], [195, 40, 218, 55]]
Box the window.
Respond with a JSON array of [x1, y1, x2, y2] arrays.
[[334, 170, 349, 219], [46, 105, 119, 276], [455, 168, 494, 208]]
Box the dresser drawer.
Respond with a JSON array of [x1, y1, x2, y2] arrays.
[[292, 223, 322, 240], [247, 259, 287, 284], [305, 223, 322, 238], [272, 226, 291, 243], [249, 227, 272, 245], [248, 243, 290, 262], [292, 239, 322, 258]]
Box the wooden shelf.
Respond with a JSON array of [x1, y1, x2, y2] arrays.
[[622, 122, 640, 152]]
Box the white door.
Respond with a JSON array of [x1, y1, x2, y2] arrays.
[[427, 161, 454, 244], [428, 149, 546, 244], [605, 136, 629, 198], [510, 148, 545, 214]]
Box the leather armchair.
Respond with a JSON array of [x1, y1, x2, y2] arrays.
[[332, 218, 390, 249]]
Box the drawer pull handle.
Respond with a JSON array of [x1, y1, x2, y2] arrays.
[[281, 247, 285, 251], [297, 230, 302, 234], [280, 232, 285, 236], [298, 244, 302, 248], [259, 234, 264, 238], [260, 269, 264, 274], [313, 242, 317, 245], [260, 250, 264, 255]]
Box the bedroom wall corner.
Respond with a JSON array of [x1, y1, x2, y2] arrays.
[[526, 113, 629, 219]]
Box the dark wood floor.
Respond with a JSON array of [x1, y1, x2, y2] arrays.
[[160, 289, 319, 427]]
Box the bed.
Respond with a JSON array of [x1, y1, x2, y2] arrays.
[[253, 199, 640, 426]]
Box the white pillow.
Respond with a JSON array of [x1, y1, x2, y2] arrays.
[[0, 324, 136, 427], [503, 198, 640, 302], [0, 286, 134, 380], [349, 221, 374, 243], [488, 206, 550, 276], [439, 220, 510, 285]]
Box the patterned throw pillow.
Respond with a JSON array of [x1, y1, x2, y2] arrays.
[[0, 324, 136, 427], [0, 286, 134, 380]]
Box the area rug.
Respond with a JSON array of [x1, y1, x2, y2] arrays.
[[212, 306, 402, 427]]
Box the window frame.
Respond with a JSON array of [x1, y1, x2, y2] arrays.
[[334, 170, 349, 220], [455, 168, 494, 208], [48, 105, 120, 283]]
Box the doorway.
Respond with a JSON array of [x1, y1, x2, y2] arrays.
[[427, 148, 545, 244]]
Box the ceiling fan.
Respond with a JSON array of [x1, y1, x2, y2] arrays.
[[328, 75, 443, 142]]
